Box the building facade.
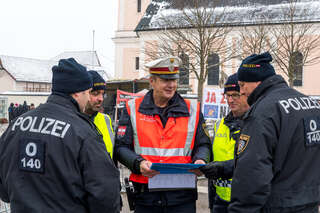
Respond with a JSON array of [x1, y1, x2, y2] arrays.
[[114, 0, 320, 97]]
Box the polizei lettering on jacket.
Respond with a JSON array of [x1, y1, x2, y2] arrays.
[[279, 97, 320, 114], [12, 116, 71, 138]]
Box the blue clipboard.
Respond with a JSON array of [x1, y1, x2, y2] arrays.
[[150, 163, 205, 174]]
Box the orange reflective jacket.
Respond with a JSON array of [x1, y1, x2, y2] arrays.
[[126, 97, 200, 183]]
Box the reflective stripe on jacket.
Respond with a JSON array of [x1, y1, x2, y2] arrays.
[[94, 112, 115, 158], [127, 97, 200, 183], [213, 118, 238, 202]]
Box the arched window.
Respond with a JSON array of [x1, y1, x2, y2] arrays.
[[207, 53, 219, 85], [137, 0, 141, 12], [291, 51, 303, 86], [179, 52, 189, 85]]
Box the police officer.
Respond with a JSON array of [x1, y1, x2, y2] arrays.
[[85, 70, 115, 159], [115, 56, 211, 213], [200, 73, 249, 213], [0, 58, 120, 213], [228, 52, 320, 213]]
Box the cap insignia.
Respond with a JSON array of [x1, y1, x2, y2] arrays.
[[169, 58, 175, 72], [242, 64, 261, 68]]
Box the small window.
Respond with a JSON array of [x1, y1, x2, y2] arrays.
[[291, 51, 303, 87], [179, 52, 189, 85], [137, 0, 141, 13], [207, 53, 220, 85], [135, 57, 140, 70]]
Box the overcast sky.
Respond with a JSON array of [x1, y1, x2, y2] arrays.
[[0, 0, 117, 73]]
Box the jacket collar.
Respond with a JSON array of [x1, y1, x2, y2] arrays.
[[87, 111, 99, 122], [138, 90, 190, 117], [247, 75, 288, 106], [47, 92, 81, 112]]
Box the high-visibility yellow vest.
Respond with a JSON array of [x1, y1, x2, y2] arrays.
[[94, 112, 115, 158], [212, 118, 238, 202]]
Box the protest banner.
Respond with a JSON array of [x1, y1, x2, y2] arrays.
[[202, 88, 229, 120], [115, 89, 147, 124]]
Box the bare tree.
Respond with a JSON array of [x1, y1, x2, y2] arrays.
[[238, 0, 320, 87], [238, 22, 274, 59], [143, 0, 234, 102], [270, 0, 320, 87]]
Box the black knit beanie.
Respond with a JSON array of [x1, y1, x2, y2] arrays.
[[237, 52, 275, 82], [52, 58, 93, 94], [224, 73, 240, 93], [88, 70, 106, 91]]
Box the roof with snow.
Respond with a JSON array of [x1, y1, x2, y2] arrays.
[[51, 51, 101, 67], [0, 51, 107, 83], [135, 0, 320, 31], [0, 55, 54, 83], [51, 51, 112, 79]]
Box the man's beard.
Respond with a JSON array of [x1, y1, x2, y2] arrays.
[[85, 102, 98, 115], [93, 103, 102, 112]]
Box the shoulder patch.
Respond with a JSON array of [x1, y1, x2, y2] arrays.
[[237, 134, 250, 155], [117, 126, 127, 137], [304, 116, 320, 146], [19, 139, 46, 173]]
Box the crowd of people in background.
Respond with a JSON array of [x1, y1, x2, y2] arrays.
[[7, 101, 35, 123]]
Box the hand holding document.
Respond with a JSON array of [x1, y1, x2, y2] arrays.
[[190, 159, 206, 176], [140, 160, 160, 178], [150, 163, 205, 174], [148, 163, 205, 191]]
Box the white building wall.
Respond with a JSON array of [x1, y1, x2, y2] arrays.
[[0, 70, 15, 93]]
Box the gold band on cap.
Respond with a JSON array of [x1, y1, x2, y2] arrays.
[[224, 84, 237, 88], [242, 64, 261, 68], [93, 82, 106, 86]]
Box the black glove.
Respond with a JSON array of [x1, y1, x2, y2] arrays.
[[199, 161, 224, 179]]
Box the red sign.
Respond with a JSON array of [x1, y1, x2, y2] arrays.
[[116, 89, 147, 107]]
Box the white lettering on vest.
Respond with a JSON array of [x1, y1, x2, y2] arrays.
[[20, 116, 33, 131], [216, 133, 227, 138], [279, 97, 320, 114], [288, 98, 301, 111], [279, 100, 291, 114], [29, 116, 39, 133], [12, 117, 23, 131], [51, 120, 65, 137], [11, 116, 71, 139], [41, 118, 55, 135], [61, 123, 71, 138]]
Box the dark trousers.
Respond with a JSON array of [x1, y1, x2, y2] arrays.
[[135, 201, 196, 213]]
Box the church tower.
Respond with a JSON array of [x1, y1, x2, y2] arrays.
[[113, 0, 151, 79]]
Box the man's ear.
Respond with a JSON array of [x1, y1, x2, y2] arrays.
[[149, 76, 156, 88], [256, 81, 262, 87], [70, 92, 80, 100]]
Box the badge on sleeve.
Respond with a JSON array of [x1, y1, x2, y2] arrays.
[[19, 138, 45, 173], [117, 126, 127, 137], [237, 134, 250, 155]]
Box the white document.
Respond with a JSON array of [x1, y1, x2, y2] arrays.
[[148, 173, 196, 191]]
